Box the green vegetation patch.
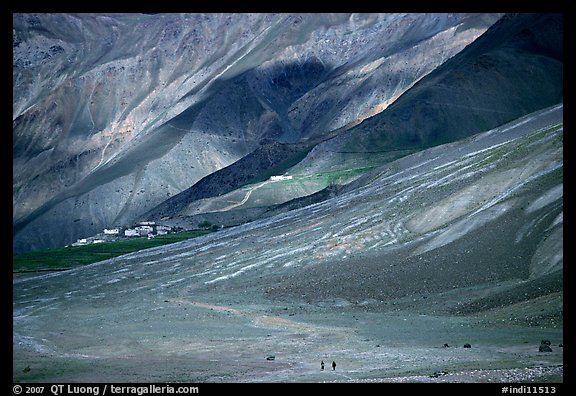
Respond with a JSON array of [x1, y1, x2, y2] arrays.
[[13, 231, 211, 273]]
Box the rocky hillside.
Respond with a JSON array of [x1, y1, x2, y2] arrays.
[[140, 12, 563, 228], [330, 13, 563, 153], [13, 12, 501, 253], [144, 141, 312, 220], [13, 104, 563, 382], [12, 12, 563, 384]]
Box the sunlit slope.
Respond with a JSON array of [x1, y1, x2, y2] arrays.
[[195, 104, 563, 313], [13, 104, 562, 383], [331, 13, 563, 154], [14, 104, 562, 319]]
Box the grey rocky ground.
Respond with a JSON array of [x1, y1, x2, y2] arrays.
[[13, 105, 563, 383]]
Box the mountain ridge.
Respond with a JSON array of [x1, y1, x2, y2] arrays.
[[14, 12, 502, 253], [137, 12, 562, 229]]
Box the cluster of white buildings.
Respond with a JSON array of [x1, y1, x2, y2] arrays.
[[71, 221, 175, 246], [103, 221, 172, 238]]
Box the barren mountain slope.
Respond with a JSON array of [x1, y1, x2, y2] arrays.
[[13, 12, 500, 253], [141, 12, 562, 226], [13, 104, 563, 382], [334, 13, 563, 153]]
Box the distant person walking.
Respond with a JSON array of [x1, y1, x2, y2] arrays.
[[321, 361, 325, 370], [332, 361, 336, 371]]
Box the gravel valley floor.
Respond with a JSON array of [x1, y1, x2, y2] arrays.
[[13, 282, 563, 383]]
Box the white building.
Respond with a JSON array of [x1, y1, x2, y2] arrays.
[[136, 225, 154, 236], [103, 228, 120, 235], [124, 229, 139, 237], [270, 175, 293, 182]]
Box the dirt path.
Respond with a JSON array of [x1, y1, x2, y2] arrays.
[[13, 292, 564, 383], [218, 182, 267, 212], [178, 299, 346, 333]]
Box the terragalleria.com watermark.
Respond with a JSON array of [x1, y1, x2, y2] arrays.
[[12, 384, 199, 396]]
